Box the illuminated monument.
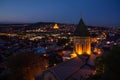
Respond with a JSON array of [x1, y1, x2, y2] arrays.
[[53, 23, 59, 29], [73, 18, 91, 55]]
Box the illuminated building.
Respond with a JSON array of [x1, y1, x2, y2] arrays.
[[53, 23, 59, 29], [73, 18, 91, 55], [93, 48, 101, 54], [101, 32, 107, 39]]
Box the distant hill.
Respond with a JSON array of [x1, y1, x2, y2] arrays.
[[0, 21, 72, 27]]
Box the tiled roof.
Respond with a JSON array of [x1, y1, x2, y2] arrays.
[[49, 57, 84, 80], [35, 56, 95, 80]]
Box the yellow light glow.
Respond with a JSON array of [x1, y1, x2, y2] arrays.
[[65, 43, 68, 46], [94, 48, 98, 53], [54, 64, 56, 66], [92, 38, 98, 43], [94, 48, 101, 54], [53, 24, 59, 29], [68, 32, 71, 35], [73, 37, 91, 55], [50, 39, 54, 42], [71, 52, 77, 58], [75, 44, 91, 55], [43, 54, 47, 57], [97, 49, 101, 54], [93, 70, 96, 75], [78, 51, 82, 55], [87, 50, 91, 55]]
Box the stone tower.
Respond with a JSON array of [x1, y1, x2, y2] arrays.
[[73, 18, 91, 55]]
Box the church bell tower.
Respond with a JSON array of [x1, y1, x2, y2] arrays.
[[73, 18, 91, 55]]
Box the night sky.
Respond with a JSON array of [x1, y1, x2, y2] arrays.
[[0, 0, 120, 26]]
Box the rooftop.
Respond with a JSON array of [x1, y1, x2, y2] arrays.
[[74, 18, 90, 37]]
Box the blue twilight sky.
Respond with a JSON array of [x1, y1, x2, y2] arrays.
[[0, 0, 120, 26]]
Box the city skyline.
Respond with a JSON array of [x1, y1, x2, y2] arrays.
[[0, 0, 120, 26]]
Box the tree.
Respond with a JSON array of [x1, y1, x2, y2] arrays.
[[103, 46, 120, 80], [87, 46, 120, 80], [94, 56, 104, 75], [86, 56, 104, 80], [7, 50, 48, 80]]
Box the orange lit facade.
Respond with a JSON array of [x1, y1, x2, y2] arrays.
[[73, 37, 91, 55], [93, 48, 101, 54]]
